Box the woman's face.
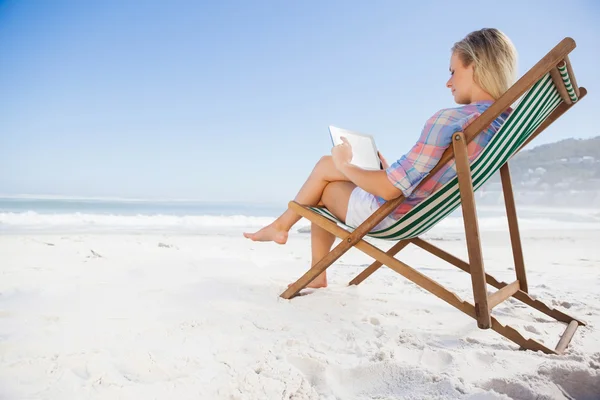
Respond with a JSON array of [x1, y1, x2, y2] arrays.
[[446, 52, 475, 104]]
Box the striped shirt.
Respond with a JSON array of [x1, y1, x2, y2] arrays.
[[379, 101, 511, 219]]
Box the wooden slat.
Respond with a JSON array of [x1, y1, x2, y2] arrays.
[[349, 240, 411, 285], [555, 320, 579, 354], [491, 319, 557, 355], [550, 66, 572, 104], [488, 280, 520, 309], [453, 132, 491, 329], [410, 238, 586, 326], [500, 164, 528, 292], [411, 237, 504, 282]]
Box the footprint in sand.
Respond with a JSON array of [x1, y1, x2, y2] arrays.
[[552, 299, 574, 309], [480, 378, 551, 400], [524, 325, 541, 334], [287, 356, 328, 391], [369, 349, 394, 362], [396, 332, 425, 350], [419, 348, 454, 372], [538, 363, 600, 399], [473, 351, 496, 366]]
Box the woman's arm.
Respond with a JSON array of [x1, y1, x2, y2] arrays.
[[332, 137, 402, 201], [338, 164, 402, 201], [332, 108, 468, 202]]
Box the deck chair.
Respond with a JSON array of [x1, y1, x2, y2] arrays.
[[280, 37, 588, 355]]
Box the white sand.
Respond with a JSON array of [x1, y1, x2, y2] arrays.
[[1, 219, 600, 399]]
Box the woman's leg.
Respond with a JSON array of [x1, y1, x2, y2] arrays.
[[296, 180, 357, 288], [305, 222, 336, 288], [243, 156, 349, 244]]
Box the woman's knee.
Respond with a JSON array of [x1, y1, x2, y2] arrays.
[[313, 155, 348, 182], [316, 155, 333, 169], [313, 155, 336, 176]]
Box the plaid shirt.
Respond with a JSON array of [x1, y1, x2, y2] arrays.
[[379, 101, 511, 219]]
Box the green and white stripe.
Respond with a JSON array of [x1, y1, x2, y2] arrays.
[[309, 73, 564, 241], [558, 62, 578, 102]]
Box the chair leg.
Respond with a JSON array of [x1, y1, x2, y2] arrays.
[[280, 201, 376, 299], [453, 132, 491, 329], [280, 232, 351, 299], [500, 164, 529, 292], [411, 238, 586, 326]]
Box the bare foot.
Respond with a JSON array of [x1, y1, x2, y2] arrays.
[[243, 223, 288, 245]]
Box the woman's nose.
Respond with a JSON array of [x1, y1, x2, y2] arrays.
[[446, 78, 452, 88]]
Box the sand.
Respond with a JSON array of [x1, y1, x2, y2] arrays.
[[1, 217, 599, 399]]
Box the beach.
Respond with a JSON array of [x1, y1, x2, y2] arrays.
[[1, 207, 600, 399]]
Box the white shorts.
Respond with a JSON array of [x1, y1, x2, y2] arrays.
[[345, 187, 398, 231]]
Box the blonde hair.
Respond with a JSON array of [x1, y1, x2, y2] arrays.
[[451, 28, 518, 100]]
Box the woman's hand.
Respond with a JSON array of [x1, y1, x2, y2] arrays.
[[332, 137, 353, 171], [377, 151, 390, 169]]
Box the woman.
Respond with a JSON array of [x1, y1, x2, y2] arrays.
[[244, 28, 518, 289]]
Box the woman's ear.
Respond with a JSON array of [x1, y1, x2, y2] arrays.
[[466, 62, 475, 74]]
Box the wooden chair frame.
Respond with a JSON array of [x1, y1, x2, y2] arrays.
[[279, 38, 588, 355]]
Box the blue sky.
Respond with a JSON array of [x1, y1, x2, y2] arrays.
[[0, 0, 598, 204]]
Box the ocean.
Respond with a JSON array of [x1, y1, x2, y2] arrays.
[[0, 197, 285, 217], [0, 197, 288, 233], [1, 196, 598, 234]]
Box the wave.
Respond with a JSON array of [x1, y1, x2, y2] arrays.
[[0, 211, 296, 233]]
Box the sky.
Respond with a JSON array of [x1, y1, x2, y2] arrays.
[[0, 0, 598, 204]]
